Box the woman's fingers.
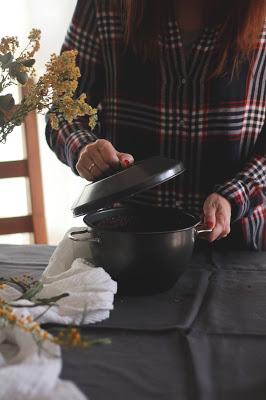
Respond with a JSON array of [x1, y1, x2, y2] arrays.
[[202, 193, 231, 242], [91, 148, 110, 173], [117, 152, 134, 168], [76, 139, 134, 181], [208, 212, 230, 242], [96, 140, 134, 170], [203, 201, 216, 230], [76, 144, 103, 180], [77, 155, 102, 181], [96, 139, 120, 168]]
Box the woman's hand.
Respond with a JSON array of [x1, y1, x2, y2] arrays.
[[76, 139, 134, 181], [202, 193, 232, 242]]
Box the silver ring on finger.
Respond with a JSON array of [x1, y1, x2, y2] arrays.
[[88, 162, 96, 174]]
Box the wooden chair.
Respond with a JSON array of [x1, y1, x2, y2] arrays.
[[0, 85, 47, 244]]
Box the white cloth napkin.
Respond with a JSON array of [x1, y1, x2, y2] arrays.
[[0, 312, 86, 400], [44, 227, 95, 275], [1, 229, 117, 325]]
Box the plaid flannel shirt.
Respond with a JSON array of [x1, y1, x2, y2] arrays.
[[46, 0, 266, 250]]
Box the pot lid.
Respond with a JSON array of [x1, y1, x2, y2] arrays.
[[72, 156, 185, 217]]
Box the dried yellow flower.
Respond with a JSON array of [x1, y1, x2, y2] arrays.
[[0, 29, 97, 145], [0, 36, 19, 54], [26, 29, 41, 58]]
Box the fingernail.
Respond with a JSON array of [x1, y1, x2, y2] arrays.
[[207, 221, 214, 229], [124, 159, 130, 167]]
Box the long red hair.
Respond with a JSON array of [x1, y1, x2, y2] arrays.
[[121, 0, 266, 75]]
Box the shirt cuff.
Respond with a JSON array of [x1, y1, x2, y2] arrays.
[[214, 179, 250, 222]]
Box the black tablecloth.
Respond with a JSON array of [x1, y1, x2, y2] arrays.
[[1, 244, 266, 400]]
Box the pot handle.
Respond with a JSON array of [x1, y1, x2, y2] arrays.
[[68, 228, 101, 243], [194, 223, 213, 236]]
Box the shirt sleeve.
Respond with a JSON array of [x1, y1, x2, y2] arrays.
[[215, 123, 266, 221], [45, 0, 104, 173]]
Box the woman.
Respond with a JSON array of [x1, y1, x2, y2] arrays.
[[46, 0, 266, 250]]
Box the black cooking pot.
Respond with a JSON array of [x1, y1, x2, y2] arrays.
[[69, 156, 212, 295], [68, 205, 210, 295]]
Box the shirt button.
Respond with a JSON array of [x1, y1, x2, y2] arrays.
[[181, 78, 186, 84]]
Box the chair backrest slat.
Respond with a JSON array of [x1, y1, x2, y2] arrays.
[[0, 216, 33, 235], [0, 160, 28, 179]]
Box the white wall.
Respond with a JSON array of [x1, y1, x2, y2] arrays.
[[27, 0, 76, 73], [0, 0, 86, 245]]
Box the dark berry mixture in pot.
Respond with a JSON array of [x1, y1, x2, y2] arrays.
[[92, 211, 194, 232]]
